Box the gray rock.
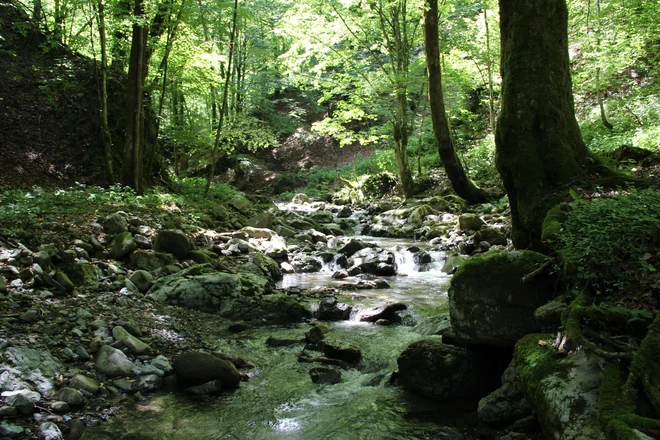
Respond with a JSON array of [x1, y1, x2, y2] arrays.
[[70, 375, 99, 395], [133, 234, 152, 249], [134, 374, 162, 392], [478, 361, 531, 424], [49, 401, 70, 414], [147, 271, 270, 317], [2, 347, 63, 395], [290, 254, 323, 273], [246, 212, 273, 229], [130, 251, 176, 271], [154, 229, 191, 260], [441, 255, 466, 274], [449, 250, 555, 346], [38, 422, 63, 440], [56, 387, 84, 407], [112, 326, 151, 355], [111, 232, 137, 259], [318, 297, 352, 321], [54, 271, 75, 292], [128, 271, 154, 294], [359, 303, 407, 322], [4, 392, 34, 414], [95, 345, 134, 377], [67, 262, 99, 286], [338, 240, 366, 257], [134, 364, 165, 377], [0, 421, 24, 437], [0, 406, 17, 416], [516, 339, 605, 440], [473, 227, 507, 246], [174, 352, 241, 388], [458, 214, 485, 231], [65, 419, 85, 440], [103, 213, 129, 234], [1, 389, 41, 402]]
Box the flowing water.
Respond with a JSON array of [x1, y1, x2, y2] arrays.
[[88, 236, 462, 440]]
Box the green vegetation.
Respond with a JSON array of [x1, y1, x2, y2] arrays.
[[0, 179, 251, 245]]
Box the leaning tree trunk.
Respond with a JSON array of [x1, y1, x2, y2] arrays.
[[496, 0, 595, 250], [424, 0, 488, 204]]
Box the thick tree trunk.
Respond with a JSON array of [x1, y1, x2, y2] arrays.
[[123, 0, 148, 194], [496, 0, 594, 249], [425, 0, 488, 203]]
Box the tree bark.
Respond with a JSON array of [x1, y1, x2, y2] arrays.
[[496, 0, 595, 249], [425, 0, 488, 203], [96, 0, 114, 182], [204, 0, 239, 196], [123, 0, 148, 194]]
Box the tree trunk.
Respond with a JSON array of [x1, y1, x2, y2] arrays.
[[123, 0, 148, 194], [204, 0, 239, 196], [425, 0, 488, 203], [484, 7, 496, 133], [496, 0, 595, 249], [96, 0, 114, 182]]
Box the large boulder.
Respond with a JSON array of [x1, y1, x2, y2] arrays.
[[153, 229, 191, 260], [449, 250, 555, 346], [478, 360, 531, 425], [514, 334, 605, 440], [111, 232, 137, 259], [348, 247, 396, 276], [130, 251, 176, 271], [103, 213, 129, 235], [1, 347, 64, 395], [173, 352, 241, 389], [147, 270, 270, 318], [95, 345, 133, 377], [397, 338, 494, 400]]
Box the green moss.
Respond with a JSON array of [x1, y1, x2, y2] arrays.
[[514, 333, 563, 398], [541, 205, 567, 243], [452, 250, 549, 286]]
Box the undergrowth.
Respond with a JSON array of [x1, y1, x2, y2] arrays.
[[0, 178, 250, 243], [555, 188, 660, 306]]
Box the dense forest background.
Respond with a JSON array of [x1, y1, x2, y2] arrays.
[[1, 0, 658, 200]]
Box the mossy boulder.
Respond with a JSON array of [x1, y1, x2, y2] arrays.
[[514, 334, 605, 440], [111, 232, 137, 259], [146, 269, 273, 320], [473, 226, 508, 246], [458, 214, 485, 231], [153, 229, 191, 260], [67, 261, 99, 286], [449, 250, 555, 346], [309, 210, 334, 224], [406, 204, 436, 227], [130, 251, 176, 271]]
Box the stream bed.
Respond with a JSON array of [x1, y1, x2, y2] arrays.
[[87, 238, 465, 440]]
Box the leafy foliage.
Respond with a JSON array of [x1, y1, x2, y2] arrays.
[[556, 189, 660, 297]]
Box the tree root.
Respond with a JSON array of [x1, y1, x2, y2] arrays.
[[598, 314, 660, 439]]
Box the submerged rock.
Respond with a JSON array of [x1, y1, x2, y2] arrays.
[[318, 297, 352, 321], [359, 303, 407, 323], [310, 367, 341, 385], [173, 352, 241, 389]]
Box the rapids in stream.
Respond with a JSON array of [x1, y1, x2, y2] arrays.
[[88, 231, 466, 439]]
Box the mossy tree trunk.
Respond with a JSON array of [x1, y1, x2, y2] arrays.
[[496, 0, 595, 249]]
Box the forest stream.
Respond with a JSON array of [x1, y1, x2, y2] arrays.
[[85, 207, 465, 440]]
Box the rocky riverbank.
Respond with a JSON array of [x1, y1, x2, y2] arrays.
[[1, 193, 598, 440]]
